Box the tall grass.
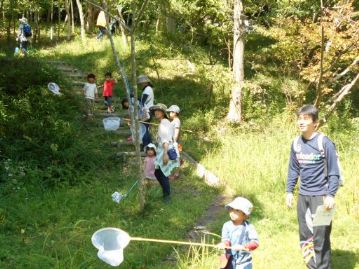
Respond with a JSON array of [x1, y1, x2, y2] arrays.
[[177, 114, 359, 269]]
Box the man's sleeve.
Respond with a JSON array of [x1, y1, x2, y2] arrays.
[[286, 142, 299, 193], [141, 94, 149, 107], [325, 138, 340, 196]]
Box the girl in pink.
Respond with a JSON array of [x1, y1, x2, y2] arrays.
[[144, 143, 157, 180], [102, 72, 116, 113]]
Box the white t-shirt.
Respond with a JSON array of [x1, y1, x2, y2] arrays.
[[83, 83, 98, 100], [142, 86, 154, 120], [157, 118, 174, 145], [171, 117, 181, 142]]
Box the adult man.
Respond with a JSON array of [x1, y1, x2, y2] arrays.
[[286, 104, 340, 269]]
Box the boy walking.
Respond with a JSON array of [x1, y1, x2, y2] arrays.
[[285, 105, 340, 269], [83, 73, 98, 116]]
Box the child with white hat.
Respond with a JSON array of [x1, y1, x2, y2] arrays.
[[219, 197, 259, 269], [167, 105, 182, 180], [144, 143, 157, 181]]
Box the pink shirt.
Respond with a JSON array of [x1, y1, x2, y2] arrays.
[[103, 80, 115, 97], [144, 156, 156, 180]]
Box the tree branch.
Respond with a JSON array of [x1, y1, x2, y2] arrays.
[[333, 56, 359, 81], [84, 0, 130, 31], [314, 25, 325, 107], [132, 0, 150, 32], [320, 72, 359, 127]]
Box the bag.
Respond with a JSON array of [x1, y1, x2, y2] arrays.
[[23, 23, 32, 37], [293, 132, 344, 186], [167, 146, 177, 160]]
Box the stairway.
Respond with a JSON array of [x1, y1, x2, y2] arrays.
[[48, 60, 139, 161]]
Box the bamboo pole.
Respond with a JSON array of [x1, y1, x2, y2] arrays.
[[130, 237, 220, 248]]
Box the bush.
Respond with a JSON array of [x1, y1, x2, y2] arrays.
[[0, 57, 90, 185]]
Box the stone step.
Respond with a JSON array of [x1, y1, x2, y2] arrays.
[[96, 112, 128, 118], [116, 151, 146, 157], [72, 81, 85, 86], [113, 129, 131, 136], [66, 73, 86, 79]]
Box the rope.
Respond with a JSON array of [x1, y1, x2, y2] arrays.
[[123, 118, 194, 133]]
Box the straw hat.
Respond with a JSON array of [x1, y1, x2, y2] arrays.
[[150, 103, 167, 114], [19, 17, 27, 23], [137, 75, 151, 84]]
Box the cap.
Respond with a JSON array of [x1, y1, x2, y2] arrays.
[[225, 197, 253, 216], [145, 143, 157, 152], [167, 105, 180, 114]]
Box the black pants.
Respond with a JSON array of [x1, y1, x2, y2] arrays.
[[297, 195, 332, 269], [154, 168, 170, 197], [142, 122, 152, 148]]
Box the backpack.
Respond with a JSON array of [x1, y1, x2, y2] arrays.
[[23, 23, 32, 37], [293, 132, 344, 186]]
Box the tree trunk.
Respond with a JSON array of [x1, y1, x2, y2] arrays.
[[75, 0, 85, 41], [58, 4, 61, 39], [0, 0, 4, 28], [165, 15, 176, 34], [50, 0, 54, 40], [86, 3, 95, 32], [34, 10, 40, 43], [227, 0, 245, 123], [102, 0, 145, 211], [70, 0, 75, 34], [64, 0, 71, 40], [117, 5, 128, 48]]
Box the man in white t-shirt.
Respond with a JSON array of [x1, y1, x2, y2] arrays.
[[83, 73, 98, 116], [137, 74, 154, 148]]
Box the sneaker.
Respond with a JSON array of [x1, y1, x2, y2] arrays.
[[163, 195, 171, 204]]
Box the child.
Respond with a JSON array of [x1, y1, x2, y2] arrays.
[[144, 143, 157, 181], [83, 73, 98, 116], [102, 72, 116, 113], [167, 105, 181, 180], [220, 197, 259, 269]]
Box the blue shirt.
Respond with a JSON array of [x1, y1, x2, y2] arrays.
[[221, 220, 259, 264], [286, 133, 340, 196]]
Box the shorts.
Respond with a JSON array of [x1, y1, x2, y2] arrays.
[[104, 96, 112, 106]]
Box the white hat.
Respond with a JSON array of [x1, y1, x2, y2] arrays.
[[19, 17, 27, 23], [225, 197, 253, 216], [145, 143, 157, 152], [137, 75, 151, 84], [167, 105, 181, 114]]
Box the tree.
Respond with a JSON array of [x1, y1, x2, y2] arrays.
[[227, 0, 245, 123], [75, 0, 85, 41]]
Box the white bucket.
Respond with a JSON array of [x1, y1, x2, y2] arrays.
[[91, 227, 131, 266], [103, 117, 121, 131]]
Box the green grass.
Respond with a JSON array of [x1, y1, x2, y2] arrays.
[[1, 31, 358, 269]]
